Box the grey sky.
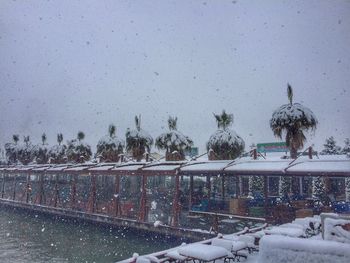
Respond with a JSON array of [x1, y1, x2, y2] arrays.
[[0, 0, 349, 153]]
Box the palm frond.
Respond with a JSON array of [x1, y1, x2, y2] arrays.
[[287, 83, 293, 105], [12, 134, 19, 144], [109, 124, 116, 138], [77, 131, 85, 141], [168, 116, 178, 130], [41, 133, 47, 145], [57, 133, 63, 145]]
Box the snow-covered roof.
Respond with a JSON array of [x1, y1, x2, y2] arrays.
[[224, 160, 290, 175], [180, 160, 232, 174], [287, 160, 350, 176], [64, 164, 94, 172], [141, 161, 186, 173], [88, 164, 116, 172]]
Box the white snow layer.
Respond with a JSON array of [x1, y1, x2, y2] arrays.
[[324, 218, 350, 244], [207, 129, 244, 148], [258, 235, 350, 263], [270, 103, 317, 127], [155, 130, 192, 149], [97, 135, 125, 148]]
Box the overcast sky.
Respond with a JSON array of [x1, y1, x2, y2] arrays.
[[0, 0, 349, 153]]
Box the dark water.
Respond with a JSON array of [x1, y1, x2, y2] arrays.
[[0, 208, 181, 263]]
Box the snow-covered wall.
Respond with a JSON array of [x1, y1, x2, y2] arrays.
[[258, 235, 350, 263]]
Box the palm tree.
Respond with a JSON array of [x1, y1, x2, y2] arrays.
[[155, 116, 193, 161], [207, 110, 245, 160], [4, 134, 20, 164], [270, 84, 317, 159], [96, 124, 125, 162], [35, 133, 49, 164], [67, 131, 92, 163], [48, 133, 67, 164], [126, 115, 153, 161], [17, 136, 35, 165]]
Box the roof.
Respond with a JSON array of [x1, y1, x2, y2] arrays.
[[0, 155, 349, 177]]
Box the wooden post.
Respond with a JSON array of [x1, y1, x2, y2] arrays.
[[171, 173, 180, 227], [89, 174, 97, 213], [12, 175, 17, 200], [38, 174, 44, 205], [206, 175, 211, 210], [299, 177, 303, 196], [114, 175, 120, 217], [253, 149, 257, 160], [70, 175, 77, 209], [53, 175, 59, 207], [308, 146, 313, 159], [189, 175, 193, 211], [235, 176, 240, 198], [221, 175, 225, 200], [264, 176, 268, 216], [25, 174, 30, 203], [1, 174, 6, 198], [138, 175, 147, 222]]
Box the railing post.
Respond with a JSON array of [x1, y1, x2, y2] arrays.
[[12, 174, 17, 200], [38, 174, 44, 205], [25, 174, 30, 203], [138, 174, 147, 222], [114, 175, 120, 217], [89, 174, 97, 213], [308, 146, 313, 159], [70, 174, 77, 209], [189, 175, 194, 211], [1, 174, 6, 198], [53, 175, 59, 207], [171, 172, 180, 227]]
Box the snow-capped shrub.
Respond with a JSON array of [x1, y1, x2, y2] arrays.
[[155, 116, 193, 161], [270, 84, 317, 159], [207, 110, 245, 160], [96, 124, 125, 162], [48, 133, 67, 164], [66, 132, 92, 163], [34, 133, 49, 164], [320, 136, 342, 155], [4, 134, 20, 164], [17, 136, 35, 165], [126, 115, 153, 161]]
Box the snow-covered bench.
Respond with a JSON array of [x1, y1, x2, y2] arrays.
[[258, 235, 350, 263]]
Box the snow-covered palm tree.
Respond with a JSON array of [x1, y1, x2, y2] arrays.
[[207, 110, 245, 160], [96, 124, 125, 162], [66, 131, 92, 163], [48, 133, 67, 164], [270, 84, 317, 159], [35, 133, 49, 164], [4, 134, 20, 164], [155, 116, 193, 161], [126, 115, 153, 161], [17, 136, 35, 165]]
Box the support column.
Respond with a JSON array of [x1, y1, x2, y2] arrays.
[[114, 175, 120, 217], [264, 176, 268, 216], [38, 174, 44, 205], [138, 175, 147, 222], [235, 176, 240, 198], [299, 177, 303, 196], [70, 175, 77, 209], [12, 175, 17, 200], [189, 175, 193, 211], [221, 175, 225, 200], [171, 173, 180, 227], [206, 175, 211, 210], [1, 174, 6, 198], [89, 174, 97, 213], [53, 175, 59, 207], [25, 174, 30, 203]]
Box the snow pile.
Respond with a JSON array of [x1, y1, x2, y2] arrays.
[[264, 226, 305, 238], [207, 129, 245, 159], [270, 103, 317, 128], [96, 135, 125, 162], [34, 144, 49, 164], [66, 139, 92, 163], [324, 217, 350, 244], [258, 235, 350, 263], [48, 144, 67, 164], [16, 141, 35, 165], [155, 130, 192, 152], [177, 243, 228, 261]]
